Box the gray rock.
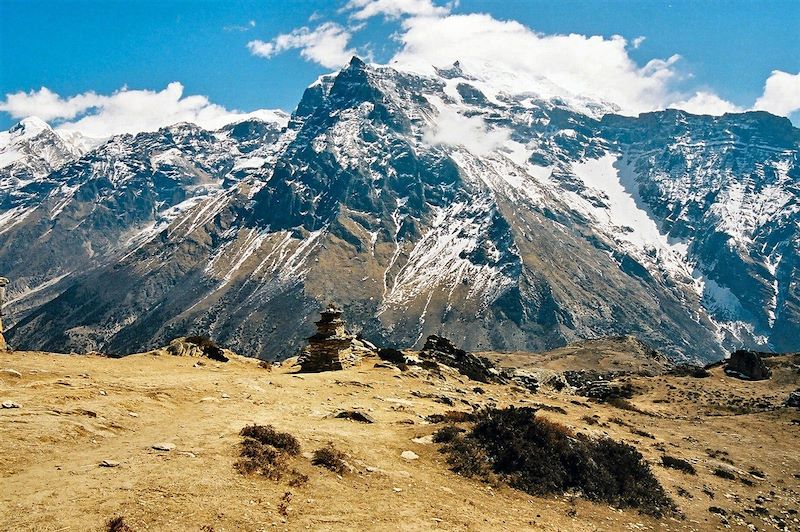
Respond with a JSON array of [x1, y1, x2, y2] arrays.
[[1, 369, 22, 378], [334, 410, 376, 423], [724, 350, 772, 380], [1, 401, 20, 409], [99, 460, 120, 467], [152, 442, 176, 451], [400, 450, 419, 460], [786, 389, 800, 408]]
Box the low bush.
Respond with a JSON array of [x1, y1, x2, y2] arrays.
[[432, 425, 466, 443], [240, 424, 301, 455], [661, 455, 696, 474], [106, 516, 133, 532], [312, 444, 348, 474], [235, 425, 301, 480], [425, 410, 476, 423], [438, 406, 674, 517], [713, 467, 736, 480]]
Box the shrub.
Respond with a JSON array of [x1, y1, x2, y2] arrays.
[[438, 406, 674, 517], [106, 516, 133, 532], [312, 444, 348, 474], [235, 425, 301, 480], [432, 425, 466, 443], [713, 467, 736, 480], [425, 410, 476, 423], [661, 455, 696, 475], [240, 425, 301, 455], [235, 438, 286, 479]]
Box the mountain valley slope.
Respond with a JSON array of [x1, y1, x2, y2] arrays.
[[0, 58, 798, 361]]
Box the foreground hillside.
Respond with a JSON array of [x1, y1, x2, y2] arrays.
[[1, 348, 798, 531]]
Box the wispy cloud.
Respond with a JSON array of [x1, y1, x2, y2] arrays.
[[247, 22, 355, 69], [344, 0, 451, 20], [224, 20, 256, 32]]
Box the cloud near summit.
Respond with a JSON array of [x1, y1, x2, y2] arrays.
[[248, 0, 799, 120]]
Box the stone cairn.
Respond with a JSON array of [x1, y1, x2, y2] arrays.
[[299, 304, 365, 372], [0, 277, 8, 350]]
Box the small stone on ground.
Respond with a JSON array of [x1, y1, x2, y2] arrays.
[[401, 450, 419, 460]]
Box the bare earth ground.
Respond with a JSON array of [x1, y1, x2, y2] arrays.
[[1, 350, 798, 531]]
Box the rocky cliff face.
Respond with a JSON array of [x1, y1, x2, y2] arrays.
[[2, 58, 798, 361]]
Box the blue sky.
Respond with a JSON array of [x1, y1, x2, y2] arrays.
[[1, 0, 798, 134]]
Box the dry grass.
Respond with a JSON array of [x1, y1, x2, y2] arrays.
[[312, 444, 348, 474], [235, 425, 301, 480]]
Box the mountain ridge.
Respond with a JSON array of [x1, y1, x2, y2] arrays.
[[2, 58, 798, 361]]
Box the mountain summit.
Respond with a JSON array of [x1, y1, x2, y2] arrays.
[[1, 59, 798, 361]]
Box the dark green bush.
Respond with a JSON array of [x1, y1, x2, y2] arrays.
[[438, 406, 674, 517], [432, 425, 466, 443], [661, 455, 696, 474]]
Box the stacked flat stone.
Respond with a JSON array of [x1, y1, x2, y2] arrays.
[[299, 304, 363, 372], [0, 277, 8, 350]]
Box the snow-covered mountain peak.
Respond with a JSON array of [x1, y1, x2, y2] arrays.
[[9, 116, 52, 137]]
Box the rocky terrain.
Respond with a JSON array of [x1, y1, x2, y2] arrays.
[[1, 339, 798, 531], [0, 58, 797, 362]]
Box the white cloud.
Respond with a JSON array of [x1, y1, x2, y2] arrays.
[[0, 83, 286, 138], [753, 70, 800, 116], [345, 0, 450, 20], [669, 91, 743, 115], [224, 20, 256, 32], [0, 87, 102, 121], [247, 22, 354, 69], [390, 13, 681, 115], [631, 36, 646, 49], [423, 105, 509, 156]]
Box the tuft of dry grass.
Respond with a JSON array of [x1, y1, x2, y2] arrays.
[[106, 516, 133, 532], [240, 425, 301, 455], [235, 425, 301, 480], [312, 444, 348, 474]]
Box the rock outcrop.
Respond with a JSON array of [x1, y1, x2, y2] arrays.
[[159, 336, 230, 362], [724, 350, 772, 380], [419, 335, 508, 384]]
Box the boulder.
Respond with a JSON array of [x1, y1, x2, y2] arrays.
[[786, 389, 800, 408], [334, 410, 376, 423], [400, 450, 419, 460], [724, 350, 771, 380]]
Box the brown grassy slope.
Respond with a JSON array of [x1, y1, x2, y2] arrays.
[[0, 350, 798, 531]]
